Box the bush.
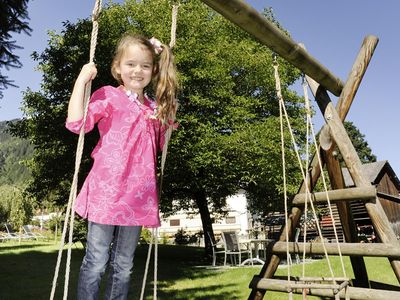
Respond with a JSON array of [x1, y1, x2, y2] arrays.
[[174, 229, 201, 245], [140, 227, 153, 243], [174, 229, 190, 245], [62, 217, 88, 248]]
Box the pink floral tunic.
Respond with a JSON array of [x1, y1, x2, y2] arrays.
[[66, 85, 165, 227]]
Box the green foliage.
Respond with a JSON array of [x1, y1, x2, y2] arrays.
[[63, 217, 88, 247], [174, 228, 199, 245], [0, 0, 32, 98], [9, 189, 32, 229], [0, 185, 14, 223], [46, 211, 63, 233], [343, 121, 377, 164], [140, 227, 153, 243], [0, 185, 33, 226], [0, 120, 33, 185]]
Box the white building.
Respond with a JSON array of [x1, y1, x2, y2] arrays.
[[158, 190, 250, 238]]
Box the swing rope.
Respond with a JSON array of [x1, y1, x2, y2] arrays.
[[273, 55, 293, 300], [301, 76, 311, 280], [139, 3, 180, 300], [272, 57, 347, 295], [49, 1, 102, 299], [301, 77, 347, 279]]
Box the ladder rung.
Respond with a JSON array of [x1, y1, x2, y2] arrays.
[[270, 241, 400, 257], [292, 186, 376, 205], [250, 277, 400, 300]]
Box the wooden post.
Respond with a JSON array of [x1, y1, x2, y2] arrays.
[[200, 0, 344, 96], [322, 148, 371, 287]]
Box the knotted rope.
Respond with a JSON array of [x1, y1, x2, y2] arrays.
[[49, 1, 102, 300]]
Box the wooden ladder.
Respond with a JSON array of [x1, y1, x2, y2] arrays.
[[248, 37, 400, 300]]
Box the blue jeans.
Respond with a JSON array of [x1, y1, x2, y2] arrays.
[[77, 221, 142, 300]]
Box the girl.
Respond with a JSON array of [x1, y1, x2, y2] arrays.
[[66, 33, 178, 300]]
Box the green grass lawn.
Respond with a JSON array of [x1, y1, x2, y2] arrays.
[[0, 239, 399, 299]]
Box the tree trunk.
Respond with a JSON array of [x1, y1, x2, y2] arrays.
[[194, 189, 215, 259]]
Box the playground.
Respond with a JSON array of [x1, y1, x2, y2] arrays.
[[2, 0, 400, 299]]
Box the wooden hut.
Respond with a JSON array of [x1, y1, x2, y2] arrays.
[[342, 160, 400, 240]]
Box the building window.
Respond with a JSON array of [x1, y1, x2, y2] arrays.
[[225, 216, 236, 224], [169, 219, 180, 226]]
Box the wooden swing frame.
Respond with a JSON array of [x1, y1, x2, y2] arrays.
[[200, 1, 400, 300]]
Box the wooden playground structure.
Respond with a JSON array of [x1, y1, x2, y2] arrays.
[[201, 1, 400, 299]]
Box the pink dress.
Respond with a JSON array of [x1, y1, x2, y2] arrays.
[[66, 85, 166, 227]]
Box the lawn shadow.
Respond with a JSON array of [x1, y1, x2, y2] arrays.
[[0, 246, 84, 300], [128, 245, 246, 299], [0, 243, 250, 299]]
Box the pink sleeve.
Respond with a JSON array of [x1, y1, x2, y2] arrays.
[[65, 87, 110, 134]]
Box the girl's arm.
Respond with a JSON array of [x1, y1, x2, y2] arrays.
[[67, 63, 97, 122]]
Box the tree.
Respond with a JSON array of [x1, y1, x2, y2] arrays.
[[0, 120, 33, 185], [344, 121, 377, 164], [9, 186, 33, 236], [331, 121, 377, 167], [0, 0, 32, 99], [0, 185, 32, 233], [9, 0, 305, 257], [0, 185, 14, 223]]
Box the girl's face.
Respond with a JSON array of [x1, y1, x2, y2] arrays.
[[116, 43, 154, 96]]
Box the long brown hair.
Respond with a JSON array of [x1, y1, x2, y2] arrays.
[[111, 33, 178, 124]]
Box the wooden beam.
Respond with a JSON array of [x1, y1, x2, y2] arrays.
[[292, 186, 376, 205], [200, 0, 344, 96], [336, 36, 379, 120], [270, 241, 400, 257], [377, 192, 400, 204], [319, 35, 379, 145], [250, 278, 400, 300], [308, 37, 378, 288]]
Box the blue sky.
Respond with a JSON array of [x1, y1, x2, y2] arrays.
[[1, 0, 399, 174]]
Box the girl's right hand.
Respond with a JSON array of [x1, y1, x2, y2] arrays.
[[77, 62, 97, 85], [67, 63, 98, 122]]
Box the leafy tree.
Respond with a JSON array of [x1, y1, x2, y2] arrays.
[[0, 185, 32, 232], [0, 120, 33, 185], [329, 121, 377, 167], [0, 0, 32, 98], [9, 186, 33, 233], [0, 185, 14, 223], [344, 121, 376, 164], [9, 0, 305, 256]]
